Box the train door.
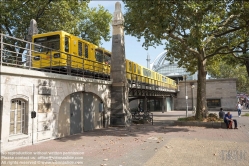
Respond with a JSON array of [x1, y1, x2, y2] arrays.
[[95, 48, 104, 74], [126, 60, 132, 81], [132, 63, 137, 82], [70, 36, 79, 69], [64, 35, 72, 71], [103, 51, 111, 75], [84, 44, 95, 73]]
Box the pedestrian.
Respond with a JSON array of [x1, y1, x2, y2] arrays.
[[138, 102, 143, 112], [224, 112, 238, 129], [237, 102, 242, 117], [219, 108, 225, 119]]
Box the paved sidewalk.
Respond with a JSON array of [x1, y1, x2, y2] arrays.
[[1, 110, 249, 166]]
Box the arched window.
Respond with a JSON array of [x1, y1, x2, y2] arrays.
[[10, 99, 27, 135]]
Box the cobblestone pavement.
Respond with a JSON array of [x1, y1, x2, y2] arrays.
[[1, 110, 249, 166]]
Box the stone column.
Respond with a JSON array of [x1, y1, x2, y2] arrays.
[[110, 2, 131, 126], [162, 96, 165, 113], [27, 19, 38, 68], [0, 96, 3, 141]]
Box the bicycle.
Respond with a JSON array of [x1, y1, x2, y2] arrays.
[[142, 110, 153, 123], [133, 109, 143, 120]]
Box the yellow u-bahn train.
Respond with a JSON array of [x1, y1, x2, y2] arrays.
[[32, 31, 177, 90]]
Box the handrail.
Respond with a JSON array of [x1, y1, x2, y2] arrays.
[[0, 33, 177, 90], [0, 33, 111, 80]]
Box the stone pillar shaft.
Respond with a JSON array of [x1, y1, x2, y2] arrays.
[[110, 2, 131, 126]]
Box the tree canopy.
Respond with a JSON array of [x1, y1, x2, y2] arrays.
[[123, 0, 249, 119], [208, 57, 249, 93], [0, 0, 112, 45]]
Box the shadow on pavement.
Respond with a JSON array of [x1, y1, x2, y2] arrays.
[[53, 124, 193, 142]]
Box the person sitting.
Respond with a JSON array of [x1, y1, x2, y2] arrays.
[[219, 108, 225, 119], [224, 112, 238, 129]]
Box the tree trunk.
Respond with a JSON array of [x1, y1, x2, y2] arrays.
[[245, 59, 249, 77], [195, 57, 208, 120]]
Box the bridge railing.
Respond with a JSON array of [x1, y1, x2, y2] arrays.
[[0, 33, 110, 80]]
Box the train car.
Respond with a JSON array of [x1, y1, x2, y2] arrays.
[[32, 31, 110, 77], [150, 70, 155, 86], [136, 64, 142, 83], [132, 64, 176, 90], [126, 60, 143, 84], [32, 30, 177, 90], [131, 61, 138, 82], [126, 59, 132, 82], [94, 47, 111, 76]]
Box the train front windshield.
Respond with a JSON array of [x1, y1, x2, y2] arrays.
[[34, 35, 60, 52]]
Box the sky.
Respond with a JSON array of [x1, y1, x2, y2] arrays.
[[88, 0, 166, 68]]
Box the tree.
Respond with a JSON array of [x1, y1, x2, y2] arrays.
[[208, 57, 249, 93], [1, 0, 112, 44], [123, 0, 249, 119], [0, 0, 112, 63]]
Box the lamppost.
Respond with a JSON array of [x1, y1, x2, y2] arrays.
[[191, 83, 195, 112], [183, 75, 188, 117]]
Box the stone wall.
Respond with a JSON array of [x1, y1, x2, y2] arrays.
[[174, 78, 237, 111], [0, 66, 111, 152]]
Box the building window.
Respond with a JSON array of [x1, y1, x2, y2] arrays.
[[207, 99, 221, 108], [9, 99, 27, 135]]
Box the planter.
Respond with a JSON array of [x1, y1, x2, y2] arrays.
[[212, 122, 222, 128], [174, 121, 225, 129]]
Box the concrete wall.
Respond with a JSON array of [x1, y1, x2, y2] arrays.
[[129, 97, 174, 113], [175, 78, 237, 111], [129, 100, 139, 112], [57, 95, 70, 138], [0, 66, 111, 152]]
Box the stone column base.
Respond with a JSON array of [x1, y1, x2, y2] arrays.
[[110, 113, 131, 127]]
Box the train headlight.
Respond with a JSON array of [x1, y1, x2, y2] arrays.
[[33, 56, 40, 60], [53, 53, 60, 58]]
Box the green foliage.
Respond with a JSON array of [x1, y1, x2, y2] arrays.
[[123, 0, 249, 72], [208, 57, 249, 93], [243, 113, 249, 117], [123, 0, 249, 119], [0, 0, 112, 45]]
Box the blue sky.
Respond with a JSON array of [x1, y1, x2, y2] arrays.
[[89, 1, 166, 68]]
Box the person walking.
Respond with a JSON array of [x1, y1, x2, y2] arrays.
[[138, 102, 143, 112], [237, 102, 242, 117]]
